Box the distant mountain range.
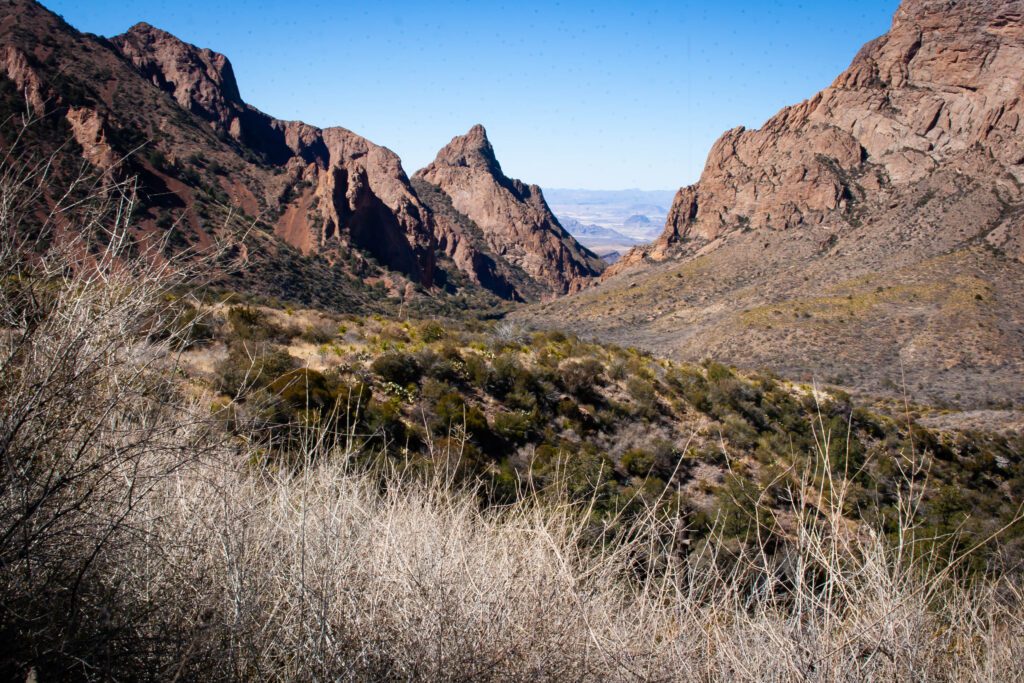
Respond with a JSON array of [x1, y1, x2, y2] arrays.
[[557, 216, 641, 256], [543, 188, 676, 241]]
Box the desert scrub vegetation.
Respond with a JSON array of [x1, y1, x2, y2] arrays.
[[3, 235, 1024, 682], [0, 147, 1021, 680], [189, 303, 1024, 568]]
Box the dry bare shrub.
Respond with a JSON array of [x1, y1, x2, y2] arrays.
[[96, 434, 1022, 682], [0, 131, 223, 678]]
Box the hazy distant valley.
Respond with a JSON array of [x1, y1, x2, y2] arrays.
[[545, 188, 676, 258]]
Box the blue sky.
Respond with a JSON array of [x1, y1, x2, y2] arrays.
[[46, 0, 899, 190]]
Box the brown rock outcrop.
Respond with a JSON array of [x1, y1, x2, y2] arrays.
[[628, 0, 1024, 261], [111, 22, 437, 285], [65, 107, 116, 171], [0, 45, 46, 115], [410, 177, 542, 301], [415, 125, 604, 296], [113, 23, 242, 133]]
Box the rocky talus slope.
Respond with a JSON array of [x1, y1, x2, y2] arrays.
[[415, 125, 605, 297], [525, 0, 1024, 407]]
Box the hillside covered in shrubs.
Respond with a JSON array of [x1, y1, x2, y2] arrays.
[[4, 212, 1022, 679], [171, 297, 1024, 567]]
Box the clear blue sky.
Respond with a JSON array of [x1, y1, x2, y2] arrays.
[[45, 0, 899, 190]]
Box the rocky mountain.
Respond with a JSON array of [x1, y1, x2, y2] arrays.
[[409, 176, 545, 302], [0, 0, 599, 310], [414, 125, 605, 296], [623, 214, 654, 228], [115, 23, 443, 277], [613, 0, 1024, 271], [524, 0, 1024, 407], [0, 1, 437, 305]]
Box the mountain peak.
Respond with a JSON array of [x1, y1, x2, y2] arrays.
[[414, 127, 604, 296], [113, 20, 243, 112], [458, 123, 495, 157], [466, 123, 489, 139], [894, 0, 1021, 24], [421, 124, 503, 176], [124, 21, 157, 35]]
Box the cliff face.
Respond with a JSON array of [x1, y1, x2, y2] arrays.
[[0, 3, 603, 303], [112, 23, 437, 285], [415, 125, 605, 297], [526, 0, 1024, 407], [112, 22, 243, 132], [610, 0, 1024, 273]]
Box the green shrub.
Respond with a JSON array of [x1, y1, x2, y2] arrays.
[[607, 360, 628, 381], [505, 388, 539, 413], [667, 367, 710, 412], [704, 361, 734, 383], [332, 379, 373, 428], [267, 368, 334, 411], [626, 377, 657, 415], [419, 320, 447, 342], [621, 448, 655, 477], [371, 351, 423, 386], [559, 358, 605, 399], [431, 436, 486, 477], [432, 391, 489, 443], [365, 397, 413, 449], [420, 346, 466, 383], [492, 410, 537, 445], [487, 353, 525, 398], [715, 474, 775, 538], [538, 445, 617, 504], [261, 368, 338, 432], [216, 343, 297, 397], [557, 398, 583, 421], [463, 353, 491, 388], [720, 413, 758, 451]]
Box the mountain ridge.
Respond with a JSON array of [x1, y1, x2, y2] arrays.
[[612, 0, 1024, 271], [0, 0, 600, 308]]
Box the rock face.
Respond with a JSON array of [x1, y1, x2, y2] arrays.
[[0, 3, 604, 303], [527, 0, 1024, 407], [415, 125, 605, 296], [113, 23, 243, 134], [89, 20, 613, 301], [629, 0, 1024, 264], [410, 177, 544, 302], [112, 23, 437, 285]]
